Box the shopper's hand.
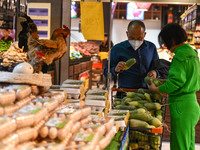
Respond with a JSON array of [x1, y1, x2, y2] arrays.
[[147, 70, 157, 79], [147, 79, 159, 93], [115, 61, 126, 73]]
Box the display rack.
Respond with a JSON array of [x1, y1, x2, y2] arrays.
[[181, 4, 200, 47], [113, 3, 162, 21], [0, 0, 27, 29]]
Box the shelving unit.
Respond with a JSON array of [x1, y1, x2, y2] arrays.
[[181, 4, 200, 47], [113, 3, 162, 21], [144, 4, 162, 20], [0, 0, 27, 29]]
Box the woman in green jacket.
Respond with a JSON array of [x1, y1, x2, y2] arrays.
[[148, 23, 200, 150]]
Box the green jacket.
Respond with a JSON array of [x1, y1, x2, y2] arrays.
[[159, 43, 200, 101]]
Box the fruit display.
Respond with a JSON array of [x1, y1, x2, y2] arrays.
[[70, 45, 83, 60], [71, 41, 99, 56]]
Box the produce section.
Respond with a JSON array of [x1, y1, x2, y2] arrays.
[[1, 0, 200, 149]]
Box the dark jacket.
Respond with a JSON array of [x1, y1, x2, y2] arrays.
[[104, 40, 159, 89], [150, 59, 171, 79]]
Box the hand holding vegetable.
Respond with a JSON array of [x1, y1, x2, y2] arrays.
[[115, 61, 126, 73], [147, 70, 157, 79], [147, 79, 159, 93]]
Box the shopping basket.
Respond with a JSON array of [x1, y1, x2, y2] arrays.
[[111, 88, 167, 150]]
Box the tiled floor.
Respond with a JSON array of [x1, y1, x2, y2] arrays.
[[162, 142, 200, 150]]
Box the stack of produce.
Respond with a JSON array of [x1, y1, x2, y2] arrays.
[[61, 79, 86, 101], [70, 41, 99, 56], [85, 90, 108, 112], [7, 104, 117, 150], [0, 84, 66, 149], [106, 110, 129, 131], [0, 41, 27, 68], [37, 104, 91, 142], [70, 45, 83, 60]]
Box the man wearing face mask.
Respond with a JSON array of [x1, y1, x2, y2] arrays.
[[104, 20, 159, 90]]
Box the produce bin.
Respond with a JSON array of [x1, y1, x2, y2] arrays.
[[111, 88, 167, 150]]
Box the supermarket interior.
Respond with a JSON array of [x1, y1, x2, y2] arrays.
[[0, 0, 200, 149]]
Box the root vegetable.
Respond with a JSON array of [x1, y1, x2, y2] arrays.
[[62, 133, 72, 145], [31, 86, 39, 95], [4, 105, 19, 116], [69, 110, 82, 122], [16, 86, 32, 100], [44, 99, 59, 112], [49, 127, 58, 139], [58, 120, 73, 140], [33, 108, 48, 126], [39, 126, 49, 138], [0, 90, 15, 105], [15, 115, 34, 128], [16, 127, 34, 143], [81, 107, 91, 119]]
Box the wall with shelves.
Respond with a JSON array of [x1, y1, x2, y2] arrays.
[[181, 4, 200, 47], [114, 3, 162, 21]]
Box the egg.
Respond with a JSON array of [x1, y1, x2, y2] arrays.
[[13, 62, 34, 74]]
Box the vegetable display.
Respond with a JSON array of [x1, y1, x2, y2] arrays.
[[0, 40, 12, 52]]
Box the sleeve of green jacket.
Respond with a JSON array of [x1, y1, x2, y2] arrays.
[[159, 57, 186, 94]]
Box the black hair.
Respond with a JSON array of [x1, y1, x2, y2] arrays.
[[127, 20, 146, 31], [104, 33, 108, 37], [158, 23, 187, 49]]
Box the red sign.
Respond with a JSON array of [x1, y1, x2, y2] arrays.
[[135, 2, 152, 10]]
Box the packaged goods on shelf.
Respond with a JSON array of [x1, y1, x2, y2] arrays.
[[106, 110, 129, 131], [84, 89, 109, 113], [61, 79, 86, 100]]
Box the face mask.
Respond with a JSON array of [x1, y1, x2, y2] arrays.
[[129, 40, 143, 50]]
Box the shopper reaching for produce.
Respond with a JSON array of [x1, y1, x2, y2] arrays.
[[104, 20, 159, 92], [147, 23, 200, 150]]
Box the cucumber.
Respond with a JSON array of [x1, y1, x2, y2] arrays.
[[144, 93, 151, 101], [126, 92, 136, 98], [127, 101, 140, 107], [135, 93, 146, 99], [115, 105, 136, 110], [137, 100, 149, 104], [129, 113, 152, 122], [124, 97, 142, 103], [149, 117, 162, 127], [151, 93, 162, 101], [130, 119, 149, 128], [137, 88, 152, 94], [130, 108, 146, 114], [144, 102, 162, 110], [125, 58, 136, 70]]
